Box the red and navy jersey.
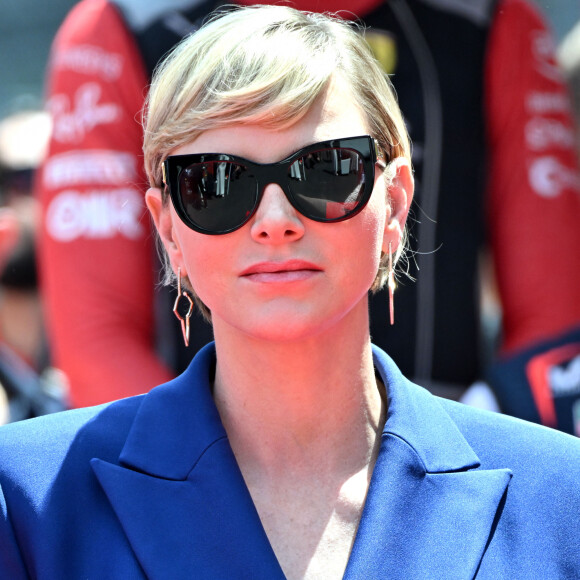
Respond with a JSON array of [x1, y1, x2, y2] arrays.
[[37, 0, 174, 407], [36, 0, 580, 433]]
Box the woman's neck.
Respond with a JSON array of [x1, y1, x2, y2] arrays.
[[211, 312, 385, 479], [210, 311, 387, 579]]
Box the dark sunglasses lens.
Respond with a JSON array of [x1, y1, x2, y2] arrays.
[[178, 161, 257, 232], [288, 148, 367, 221]]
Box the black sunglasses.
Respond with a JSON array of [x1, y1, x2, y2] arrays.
[[162, 135, 387, 235]]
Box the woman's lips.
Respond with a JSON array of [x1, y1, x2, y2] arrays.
[[240, 260, 323, 283]]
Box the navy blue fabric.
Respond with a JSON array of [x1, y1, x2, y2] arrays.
[[0, 343, 579, 578], [488, 324, 580, 433]]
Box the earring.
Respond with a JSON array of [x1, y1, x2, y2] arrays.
[[173, 267, 194, 347], [388, 242, 395, 326]]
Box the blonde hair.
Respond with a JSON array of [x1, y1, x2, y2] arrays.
[[142, 4, 411, 315]]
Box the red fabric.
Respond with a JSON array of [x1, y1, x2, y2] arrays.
[[36, 0, 173, 407], [485, 0, 580, 355]]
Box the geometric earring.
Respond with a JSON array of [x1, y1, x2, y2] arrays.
[[388, 241, 395, 326], [173, 267, 194, 347]]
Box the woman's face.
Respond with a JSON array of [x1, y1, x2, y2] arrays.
[[149, 77, 404, 343]]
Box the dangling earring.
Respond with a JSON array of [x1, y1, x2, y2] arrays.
[[173, 267, 194, 347], [388, 242, 395, 326]]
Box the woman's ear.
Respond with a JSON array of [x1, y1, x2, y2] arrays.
[[145, 187, 184, 269], [383, 157, 414, 253]]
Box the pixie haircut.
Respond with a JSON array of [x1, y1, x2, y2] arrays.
[[143, 4, 411, 308]]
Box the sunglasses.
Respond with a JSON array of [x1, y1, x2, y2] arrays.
[[162, 135, 387, 235]]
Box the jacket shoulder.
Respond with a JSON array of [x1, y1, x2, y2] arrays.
[[435, 399, 580, 573], [0, 396, 143, 484], [439, 397, 580, 476]]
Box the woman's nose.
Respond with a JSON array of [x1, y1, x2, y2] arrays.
[[249, 184, 305, 244]]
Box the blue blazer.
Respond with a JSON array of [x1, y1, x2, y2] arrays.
[[0, 343, 579, 579]]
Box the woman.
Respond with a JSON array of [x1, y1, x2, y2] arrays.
[[0, 6, 579, 579]]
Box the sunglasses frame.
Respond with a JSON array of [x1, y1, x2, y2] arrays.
[[162, 135, 386, 235]]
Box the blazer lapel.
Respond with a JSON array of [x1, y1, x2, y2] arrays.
[[92, 343, 510, 578], [345, 347, 512, 579], [92, 344, 284, 579]]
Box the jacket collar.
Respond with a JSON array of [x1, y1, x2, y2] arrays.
[[92, 344, 285, 578], [92, 343, 510, 578], [344, 346, 512, 579], [373, 344, 480, 472], [117, 343, 225, 480]]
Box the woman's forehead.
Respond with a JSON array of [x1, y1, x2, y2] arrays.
[[172, 78, 369, 161]]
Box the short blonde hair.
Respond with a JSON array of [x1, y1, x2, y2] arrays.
[[143, 5, 411, 312]]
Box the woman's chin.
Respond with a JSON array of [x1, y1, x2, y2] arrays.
[[233, 317, 325, 343], [213, 302, 360, 345]]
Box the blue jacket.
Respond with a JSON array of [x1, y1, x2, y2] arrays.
[[0, 343, 579, 579]]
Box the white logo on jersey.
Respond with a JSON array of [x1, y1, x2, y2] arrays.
[[529, 156, 580, 198], [531, 30, 564, 83], [49, 83, 122, 144], [550, 355, 580, 397], [526, 91, 571, 115], [52, 45, 123, 81], [46, 189, 144, 241], [44, 150, 136, 189], [525, 118, 575, 151]]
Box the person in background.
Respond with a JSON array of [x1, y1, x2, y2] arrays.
[[0, 111, 67, 423], [1, 8, 579, 576], [36, 0, 580, 434]]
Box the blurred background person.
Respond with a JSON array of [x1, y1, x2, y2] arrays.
[[0, 111, 68, 423], [35, 0, 580, 435]]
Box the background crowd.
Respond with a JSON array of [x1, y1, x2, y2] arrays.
[[0, 0, 579, 435]]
